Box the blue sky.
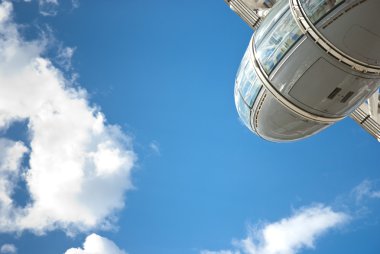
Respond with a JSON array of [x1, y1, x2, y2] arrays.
[[0, 0, 379, 254]]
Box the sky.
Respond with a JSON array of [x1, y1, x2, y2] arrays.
[[0, 0, 379, 254]]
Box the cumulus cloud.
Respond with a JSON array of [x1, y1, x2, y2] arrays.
[[0, 244, 17, 254], [0, 139, 28, 206], [201, 205, 348, 254], [0, 2, 136, 234], [65, 234, 126, 254]]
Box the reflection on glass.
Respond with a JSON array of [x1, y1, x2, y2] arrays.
[[235, 92, 251, 128], [234, 46, 264, 130], [236, 48, 263, 108], [254, 0, 288, 46], [300, 0, 344, 23], [240, 76, 262, 107], [236, 49, 249, 86], [256, 10, 303, 74]]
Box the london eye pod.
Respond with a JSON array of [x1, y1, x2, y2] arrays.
[[227, 0, 380, 142]]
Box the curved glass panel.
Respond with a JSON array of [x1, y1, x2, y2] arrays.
[[300, 0, 345, 24], [240, 75, 262, 106], [235, 92, 251, 128], [254, 0, 288, 46], [255, 9, 303, 74], [234, 46, 264, 130]]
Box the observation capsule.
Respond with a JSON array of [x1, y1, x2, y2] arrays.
[[233, 0, 380, 142]]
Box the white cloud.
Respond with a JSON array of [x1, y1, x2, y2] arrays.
[[149, 141, 160, 155], [0, 139, 28, 206], [71, 0, 80, 9], [352, 180, 380, 202], [23, 0, 80, 16], [201, 251, 240, 254], [56, 46, 76, 71], [202, 205, 348, 254], [0, 2, 136, 234], [0, 244, 17, 254], [23, 0, 79, 15], [64, 234, 126, 254], [0, 139, 28, 173], [37, 0, 59, 16]]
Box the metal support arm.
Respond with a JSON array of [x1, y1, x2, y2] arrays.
[[350, 90, 380, 141], [224, 0, 267, 30]]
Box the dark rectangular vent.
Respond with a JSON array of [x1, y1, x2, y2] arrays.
[[341, 91, 354, 103], [327, 87, 342, 99]]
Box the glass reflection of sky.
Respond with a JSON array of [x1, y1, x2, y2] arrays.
[[234, 47, 263, 130], [255, 6, 302, 74], [300, 0, 345, 23]]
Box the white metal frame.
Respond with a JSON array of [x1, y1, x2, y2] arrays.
[[249, 37, 343, 124], [224, 0, 263, 29], [350, 90, 380, 141], [226, 0, 380, 141], [289, 0, 380, 74]]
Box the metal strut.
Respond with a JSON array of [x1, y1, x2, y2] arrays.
[[350, 90, 380, 141], [224, 0, 263, 30]]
